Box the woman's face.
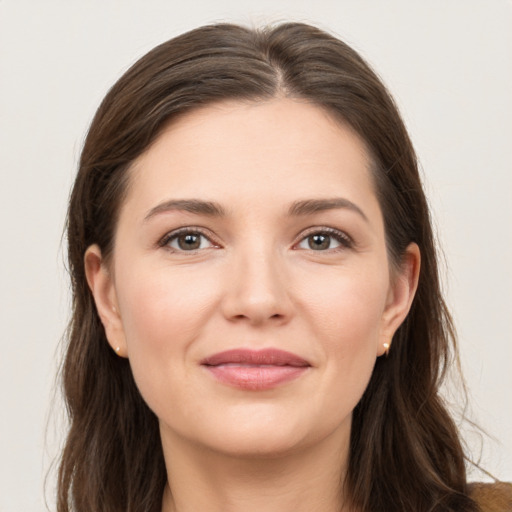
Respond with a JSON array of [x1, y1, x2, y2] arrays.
[[87, 98, 418, 458]]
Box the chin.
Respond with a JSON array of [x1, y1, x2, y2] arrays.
[[201, 431, 311, 459], [165, 401, 351, 460]]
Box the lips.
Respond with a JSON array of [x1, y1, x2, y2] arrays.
[[201, 349, 310, 391]]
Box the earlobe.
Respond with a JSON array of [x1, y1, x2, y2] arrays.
[[84, 245, 128, 357], [378, 243, 421, 356]]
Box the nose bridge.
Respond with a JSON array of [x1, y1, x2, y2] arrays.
[[222, 237, 291, 325]]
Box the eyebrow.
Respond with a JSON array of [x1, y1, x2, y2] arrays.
[[144, 197, 368, 223], [288, 198, 369, 222], [144, 199, 226, 222]]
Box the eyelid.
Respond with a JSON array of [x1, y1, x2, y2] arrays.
[[156, 225, 354, 252], [158, 226, 221, 251], [293, 226, 354, 250]]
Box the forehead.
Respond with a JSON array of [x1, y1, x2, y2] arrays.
[[124, 98, 379, 217]]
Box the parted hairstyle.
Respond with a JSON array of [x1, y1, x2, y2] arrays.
[[59, 22, 480, 512]]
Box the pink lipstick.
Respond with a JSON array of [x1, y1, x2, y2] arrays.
[[201, 349, 310, 391]]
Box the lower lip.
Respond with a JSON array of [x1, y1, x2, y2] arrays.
[[204, 365, 308, 391]]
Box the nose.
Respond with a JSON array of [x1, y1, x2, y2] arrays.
[[220, 246, 293, 326]]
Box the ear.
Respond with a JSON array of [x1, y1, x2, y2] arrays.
[[84, 244, 128, 358], [378, 242, 421, 356]]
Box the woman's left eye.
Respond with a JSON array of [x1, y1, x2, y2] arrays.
[[296, 230, 352, 251], [162, 230, 215, 252]]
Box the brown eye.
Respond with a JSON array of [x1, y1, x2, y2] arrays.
[[307, 234, 333, 250], [165, 231, 213, 251], [296, 229, 352, 252], [177, 233, 201, 250]]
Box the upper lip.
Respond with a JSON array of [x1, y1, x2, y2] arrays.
[[201, 348, 310, 367]]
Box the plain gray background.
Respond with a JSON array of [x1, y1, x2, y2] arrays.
[[1, 1, 511, 510]]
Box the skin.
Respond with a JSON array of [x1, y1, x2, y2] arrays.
[[85, 98, 420, 512]]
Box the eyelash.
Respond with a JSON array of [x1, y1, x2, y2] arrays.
[[296, 227, 354, 252], [157, 226, 354, 253], [158, 227, 217, 252]]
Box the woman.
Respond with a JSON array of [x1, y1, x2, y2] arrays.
[[58, 22, 509, 511]]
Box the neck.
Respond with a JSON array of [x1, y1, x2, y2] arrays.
[[160, 425, 355, 512]]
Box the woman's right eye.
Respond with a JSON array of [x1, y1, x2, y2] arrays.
[[161, 230, 215, 252]]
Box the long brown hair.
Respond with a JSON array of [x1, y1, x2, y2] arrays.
[[59, 22, 479, 511]]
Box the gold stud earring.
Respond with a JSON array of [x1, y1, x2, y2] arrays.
[[383, 342, 390, 357], [115, 346, 121, 354]]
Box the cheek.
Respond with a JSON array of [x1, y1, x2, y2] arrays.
[[300, 264, 388, 349], [114, 264, 220, 406], [117, 264, 218, 347], [299, 265, 388, 401]]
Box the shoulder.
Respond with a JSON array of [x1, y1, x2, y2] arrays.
[[469, 482, 512, 512]]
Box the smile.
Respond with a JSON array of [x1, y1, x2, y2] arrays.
[[201, 348, 311, 391]]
